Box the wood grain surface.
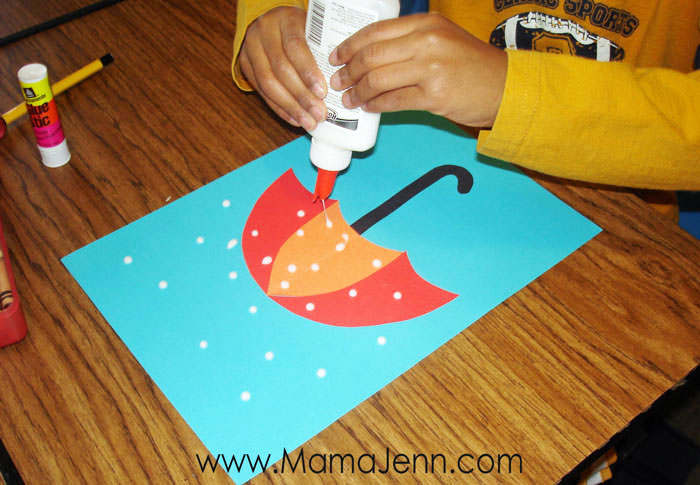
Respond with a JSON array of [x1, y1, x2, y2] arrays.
[[0, 0, 698, 483]]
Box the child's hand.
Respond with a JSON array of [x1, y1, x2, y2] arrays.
[[329, 13, 507, 128], [239, 6, 327, 131]]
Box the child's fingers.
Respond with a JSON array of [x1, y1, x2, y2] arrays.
[[240, 48, 300, 126], [362, 85, 429, 114], [330, 35, 414, 91], [330, 14, 427, 66], [261, 19, 326, 124], [341, 61, 422, 109], [244, 32, 317, 131], [279, 13, 327, 100]]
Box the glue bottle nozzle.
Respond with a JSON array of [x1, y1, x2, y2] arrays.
[[313, 169, 337, 202]]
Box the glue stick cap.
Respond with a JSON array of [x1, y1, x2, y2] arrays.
[[309, 137, 351, 172], [38, 139, 71, 167], [17, 63, 47, 84]]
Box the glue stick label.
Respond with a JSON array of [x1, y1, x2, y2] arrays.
[[19, 71, 65, 148]]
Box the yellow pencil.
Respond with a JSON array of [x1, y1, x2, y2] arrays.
[[1, 53, 113, 129]]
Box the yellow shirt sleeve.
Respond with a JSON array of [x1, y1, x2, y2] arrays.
[[477, 49, 700, 191], [233, 0, 307, 91]]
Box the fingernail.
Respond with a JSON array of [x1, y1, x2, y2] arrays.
[[310, 105, 325, 122], [312, 83, 325, 99], [342, 91, 352, 108], [329, 49, 338, 65], [300, 113, 316, 132], [330, 73, 340, 90]]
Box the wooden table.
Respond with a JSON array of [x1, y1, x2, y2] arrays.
[[1, 1, 698, 483]]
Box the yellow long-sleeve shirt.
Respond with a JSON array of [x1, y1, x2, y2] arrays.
[[233, 0, 700, 194]]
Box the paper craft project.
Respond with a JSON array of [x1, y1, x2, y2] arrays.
[[63, 111, 601, 484], [243, 165, 473, 326]]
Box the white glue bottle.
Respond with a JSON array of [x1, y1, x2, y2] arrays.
[[305, 0, 400, 200]]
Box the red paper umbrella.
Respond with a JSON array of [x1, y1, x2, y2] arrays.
[[242, 165, 473, 327]]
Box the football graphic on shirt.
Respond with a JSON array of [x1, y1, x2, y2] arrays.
[[490, 12, 624, 62]]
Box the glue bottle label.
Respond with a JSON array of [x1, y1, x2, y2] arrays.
[[306, 0, 378, 131], [19, 72, 65, 148]]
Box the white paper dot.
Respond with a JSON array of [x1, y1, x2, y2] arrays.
[[262, 256, 272, 265], [342, 233, 349, 241], [335, 243, 346, 251], [310, 263, 320, 272], [306, 302, 315, 311], [349, 289, 357, 297], [229, 271, 238, 280], [196, 236, 204, 244], [297, 229, 304, 237], [377, 336, 387, 345], [316, 368, 326, 378], [200, 340, 208, 349], [251, 230, 259, 237], [326, 220, 333, 228], [372, 259, 382, 268], [227, 239, 238, 249], [297, 210, 305, 217], [222, 200, 231, 208], [241, 391, 251, 401], [159, 280, 168, 289], [281, 280, 290, 289], [249, 306, 258, 314], [123, 256, 133, 264], [265, 351, 274, 361], [288, 264, 297, 273], [393, 291, 402, 300]]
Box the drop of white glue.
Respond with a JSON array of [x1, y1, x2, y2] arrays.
[[393, 291, 402, 300], [262, 256, 272, 265], [159, 280, 168, 289], [349, 289, 357, 297], [241, 391, 251, 401], [377, 336, 387, 346], [335, 243, 346, 252], [265, 351, 274, 361], [288, 264, 297, 273], [123, 256, 133, 264], [306, 302, 315, 311], [326, 220, 333, 228], [297, 210, 305, 217], [229, 271, 238, 280], [251, 230, 259, 237], [200, 340, 208, 349], [317, 368, 327, 378], [249, 306, 258, 314], [227, 239, 238, 249], [222, 200, 231, 208], [297, 229, 304, 237], [310, 263, 320, 272], [342, 233, 349, 241], [372, 259, 382, 268], [196, 236, 204, 244], [280, 281, 290, 289]]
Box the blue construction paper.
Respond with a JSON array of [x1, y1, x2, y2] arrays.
[[63, 111, 601, 483]]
